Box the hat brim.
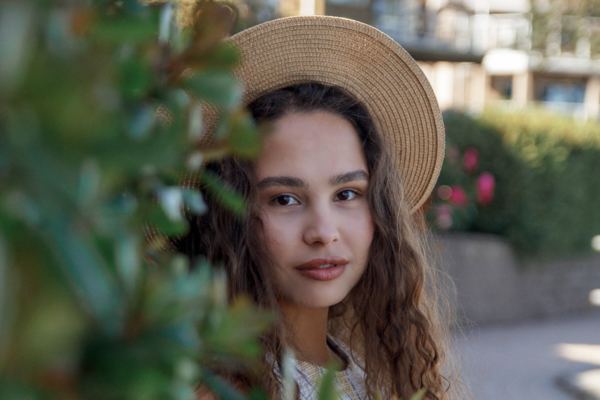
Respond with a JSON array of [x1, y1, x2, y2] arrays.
[[224, 16, 444, 213]]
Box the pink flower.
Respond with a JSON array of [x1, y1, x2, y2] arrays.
[[436, 185, 452, 200], [436, 204, 453, 229], [477, 172, 495, 205], [463, 147, 479, 174], [449, 185, 468, 207]]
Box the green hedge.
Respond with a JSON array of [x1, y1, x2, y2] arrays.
[[0, 2, 275, 399], [431, 109, 600, 258]]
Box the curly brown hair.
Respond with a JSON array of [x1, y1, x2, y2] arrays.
[[176, 82, 460, 400]]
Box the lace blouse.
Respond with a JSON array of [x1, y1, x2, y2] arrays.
[[292, 336, 368, 400]]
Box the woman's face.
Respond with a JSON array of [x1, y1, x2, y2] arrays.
[[254, 111, 375, 309]]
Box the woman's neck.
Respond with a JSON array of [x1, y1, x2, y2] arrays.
[[279, 300, 332, 367]]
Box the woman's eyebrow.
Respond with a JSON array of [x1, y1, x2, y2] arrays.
[[257, 176, 306, 189], [330, 170, 369, 186], [257, 170, 369, 189]]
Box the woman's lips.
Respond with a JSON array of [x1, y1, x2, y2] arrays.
[[295, 257, 348, 281]]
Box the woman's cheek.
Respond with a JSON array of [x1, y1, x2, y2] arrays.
[[261, 213, 295, 257], [344, 203, 374, 235]]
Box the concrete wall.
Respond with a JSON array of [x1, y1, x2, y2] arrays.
[[417, 61, 487, 113], [436, 233, 600, 325]]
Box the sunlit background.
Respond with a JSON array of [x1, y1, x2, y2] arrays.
[[1, 0, 599, 399]]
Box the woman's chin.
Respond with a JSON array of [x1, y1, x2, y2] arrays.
[[287, 291, 350, 309]]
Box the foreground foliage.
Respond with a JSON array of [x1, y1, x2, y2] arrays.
[[0, 0, 276, 398]]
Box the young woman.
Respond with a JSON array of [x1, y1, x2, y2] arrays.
[[173, 16, 459, 400]]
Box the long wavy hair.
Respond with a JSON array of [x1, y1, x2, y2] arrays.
[[176, 82, 459, 400]]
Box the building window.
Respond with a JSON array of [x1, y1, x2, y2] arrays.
[[327, 0, 369, 7], [542, 82, 585, 103], [490, 75, 513, 100]]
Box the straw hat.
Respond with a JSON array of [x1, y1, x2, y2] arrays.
[[219, 15, 445, 214]]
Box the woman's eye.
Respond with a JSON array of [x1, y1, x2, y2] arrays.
[[335, 190, 358, 201], [273, 195, 299, 206]]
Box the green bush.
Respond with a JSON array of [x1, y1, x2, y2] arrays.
[[0, 1, 276, 399], [430, 108, 600, 258]]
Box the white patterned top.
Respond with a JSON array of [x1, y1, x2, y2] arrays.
[[293, 336, 368, 400]]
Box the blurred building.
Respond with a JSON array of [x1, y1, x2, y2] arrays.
[[279, 0, 600, 120]]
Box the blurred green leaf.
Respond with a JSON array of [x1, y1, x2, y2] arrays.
[[0, 2, 34, 97], [158, 187, 185, 222], [184, 71, 241, 108], [115, 231, 140, 296], [158, 1, 173, 44], [281, 349, 296, 400], [317, 364, 339, 400], [0, 146, 7, 176], [46, 9, 78, 58], [204, 44, 239, 69], [141, 260, 209, 330], [93, 17, 158, 44], [122, 0, 148, 15], [182, 188, 206, 215], [171, 254, 190, 277], [147, 202, 188, 236], [160, 318, 200, 350], [226, 111, 261, 158], [120, 58, 153, 100], [188, 105, 203, 141], [203, 297, 271, 359], [19, 285, 86, 370], [11, 140, 80, 209], [410, 388, 427, 400], [175, 260, 211, 299], [249, 388, 268, 400], [78, 159, 101, 206], [129, 104, 156, 139], [0, 380, 41, 399], [199, 170, 246, 216], [5, 191, 42, 227], [186, 151, 204, 172], [104, 193, 137, 217], [178, 43, 240, 72], [95, 132, 183, 173], [202, 373, 246, 400], [48, 220, 123, 336], [0, 235, 10, 367], [172, 382, 196, 400]]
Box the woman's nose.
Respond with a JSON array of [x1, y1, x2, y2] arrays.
[[302, 204, 339, 246]]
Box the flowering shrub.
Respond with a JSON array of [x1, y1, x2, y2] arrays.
[[477, 172, 495, 206], [430, 109, 600, 258], [427, 146, 496, 231]]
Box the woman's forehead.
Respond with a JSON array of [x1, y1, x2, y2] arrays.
[[253, 111, 368, 183]]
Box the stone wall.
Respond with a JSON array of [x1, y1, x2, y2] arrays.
[[435, 233, 600, 325]]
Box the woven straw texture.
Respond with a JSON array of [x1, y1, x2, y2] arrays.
[[210, 15, 445, 213]]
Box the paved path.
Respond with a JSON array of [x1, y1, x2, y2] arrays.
[[454, 311, 600, 399]]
